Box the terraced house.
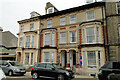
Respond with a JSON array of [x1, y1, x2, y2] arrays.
[[17, 1, 119, 75]]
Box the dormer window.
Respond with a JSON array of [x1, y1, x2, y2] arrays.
[[47, 7, 54, 14], [30, 11, 36, 18]]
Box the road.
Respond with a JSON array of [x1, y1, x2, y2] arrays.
[[6, 72, 98, 80]]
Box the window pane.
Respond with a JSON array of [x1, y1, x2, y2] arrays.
[[46, 64, 54, 68], [70, 15, 76, 24], [21, 25, 24, 32], [19, 37, 23, 47], [52, 33, 55, 46], [31, 36, 34, 48], [117, 3, 120, 14], [25, 53, 29, 65], [86, 27, 94, 43], [30, 24, 34, 31], [26, 36, 30, 48], [44, 52, 50, 62], [60, 32, 66, 43], [96, 27, 100, 42], [47, 20, 52, 28], [70, 31, 76, 43], [98, 51, 101, 67], [118, 24, 120, 38], [51, 52, 54, 62], [87, 11, 94, 21], [87, 51, 96, 68], [45, 33, 50, 45], [31, 53, 33, 65], [60, 17, 66, 25]]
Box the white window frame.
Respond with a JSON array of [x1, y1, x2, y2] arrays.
[[70, 31, 76, 43], [86, 11, 94, 21], [47, 20, 52, 28], [47, 7, 54, 14], [30, 24, 34, 31], [60, 32, 66, 44], [70, 15, 76, 24], [116, 2, 120, 14], [21, 25, 24, 32], [45, 33, 50, 46], [87, 51, 96, 68], [60, 17, 66, 25]]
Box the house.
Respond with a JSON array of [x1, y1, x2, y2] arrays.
[[0, 27, 17, 60]]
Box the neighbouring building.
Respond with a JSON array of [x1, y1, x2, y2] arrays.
[[0, 27, 17, 60], [105, 2, 120, 61], [16, 11, 41, 66]]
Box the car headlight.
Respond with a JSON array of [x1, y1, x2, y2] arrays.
[[66, 71, 70, 76]]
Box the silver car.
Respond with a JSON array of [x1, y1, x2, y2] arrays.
[[0, 61, 26, 76]]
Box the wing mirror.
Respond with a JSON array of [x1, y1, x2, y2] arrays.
[[52, 67, 55, 70], [6, 64, 10, 67]]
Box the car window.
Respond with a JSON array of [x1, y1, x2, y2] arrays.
[[36, 63, 46, 68], [102, 62, 112, 69], [46, 64, 54, 69], [113, 62, 120, 69], [2, 62, 8, 66]]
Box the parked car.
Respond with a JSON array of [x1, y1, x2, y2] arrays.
[[0, 61, 26, 76], [98, 61, 120, 80], [31, 62, 74, 80], [0, 67, 6, 80]]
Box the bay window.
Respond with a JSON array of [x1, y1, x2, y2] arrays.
[[87, 51, 96, 68], [82, 26, 101, 44]]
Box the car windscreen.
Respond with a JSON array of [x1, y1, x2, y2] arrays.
[[9, 62, 21, 66], [101, 62, 112, 69]]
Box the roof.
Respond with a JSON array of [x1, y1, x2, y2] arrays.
[[2, 31, 17, 48], [18, 2, 105, 23]]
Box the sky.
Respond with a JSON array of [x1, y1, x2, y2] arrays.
[[0, 0, 104, 36]]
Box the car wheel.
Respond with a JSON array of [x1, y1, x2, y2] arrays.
[[107, 73, 115, 80], [32, 72, 39, 79], [8, 70, 13, 76], [58, 74, 64, 80]]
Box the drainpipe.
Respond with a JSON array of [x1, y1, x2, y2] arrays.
[[102, 2, 109, 61]]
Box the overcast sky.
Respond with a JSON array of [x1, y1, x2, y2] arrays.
[[0, 0, 104, 36]]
